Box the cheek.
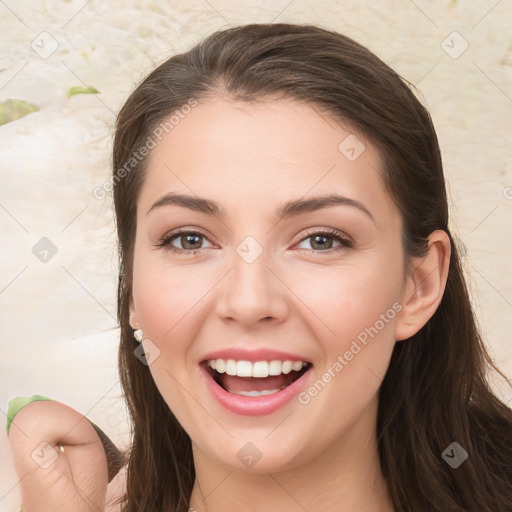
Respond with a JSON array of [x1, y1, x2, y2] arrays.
[[132, 254, 214, 340], [131, 256, 209, 422], [288, 255, 403, 345], [288, 255, 403, 411], [292, 268, 401, 433]]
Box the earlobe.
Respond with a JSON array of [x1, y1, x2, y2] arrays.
[[394, 230, 451, 342]]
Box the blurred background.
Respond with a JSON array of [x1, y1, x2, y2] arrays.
[[0, 1, 511, 509]]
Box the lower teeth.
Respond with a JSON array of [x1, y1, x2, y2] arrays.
[[230, 388, 284, 397]]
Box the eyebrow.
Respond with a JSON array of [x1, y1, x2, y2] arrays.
[[147, 192, 375, 223]]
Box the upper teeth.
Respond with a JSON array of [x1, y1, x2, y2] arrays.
[[208, 359, 307, 378]]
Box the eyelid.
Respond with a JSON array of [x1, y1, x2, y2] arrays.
[[156, 228, 213, 251], [156, 226, 353, 253], [294, 227, 353, 251]]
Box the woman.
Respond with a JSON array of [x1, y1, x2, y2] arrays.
[[7, 23, 512, 512]]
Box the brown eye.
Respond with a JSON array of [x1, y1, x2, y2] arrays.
[[177, 233, 203, 250], [157, 230, 213, 253], [296, 229, 352, 252]]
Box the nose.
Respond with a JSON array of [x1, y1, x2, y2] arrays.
[[215, 244, 289, 327]]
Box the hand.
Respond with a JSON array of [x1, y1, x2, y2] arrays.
[[8, 399, 114, 511]]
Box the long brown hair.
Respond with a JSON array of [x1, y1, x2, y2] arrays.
[[112, 23, 512, 511]]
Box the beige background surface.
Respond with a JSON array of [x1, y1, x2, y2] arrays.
[[0, 1, 511, 509]]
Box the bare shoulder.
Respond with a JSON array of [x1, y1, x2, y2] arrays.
[[105, 463, 128, 511]]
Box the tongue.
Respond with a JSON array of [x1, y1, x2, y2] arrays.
[[219, 373, 297, 393]]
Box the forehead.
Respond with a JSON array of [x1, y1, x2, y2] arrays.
[[137, 97, 399, 227]]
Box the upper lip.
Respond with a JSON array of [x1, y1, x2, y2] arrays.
[[201, 348, 311, 364]]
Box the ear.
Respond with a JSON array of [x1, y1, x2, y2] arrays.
[[394, 230, 451, 342], [129, 297, 139, 330]]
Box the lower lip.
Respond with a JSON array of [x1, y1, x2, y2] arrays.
[[201, 365, 313, 416]]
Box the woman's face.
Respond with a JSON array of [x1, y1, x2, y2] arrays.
[[130, 97, 408, 472]]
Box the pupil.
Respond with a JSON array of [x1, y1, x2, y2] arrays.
[[180, 234, 333, 251], [312, 235, 331, 250], [183, 234, 201, 249]]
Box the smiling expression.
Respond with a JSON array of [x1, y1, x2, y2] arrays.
[[129, 96, 408, 472]]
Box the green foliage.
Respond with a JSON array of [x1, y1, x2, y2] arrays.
[[0, 99, 39, 126], [67, 85, 100, 97]]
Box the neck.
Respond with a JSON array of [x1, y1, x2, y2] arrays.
[[189, 400, 395, 512]]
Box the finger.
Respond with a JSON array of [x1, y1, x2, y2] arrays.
[[89, 422, 127, 483], [8, 400, 108, 511]]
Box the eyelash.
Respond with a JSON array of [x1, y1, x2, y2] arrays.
[[155, 228, 353, 255]]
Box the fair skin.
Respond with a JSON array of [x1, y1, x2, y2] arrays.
[[129, 96, 450, 511], [8, 96, 450, 511], [7, 399, 121, 511]]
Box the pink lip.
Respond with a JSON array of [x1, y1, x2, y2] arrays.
[[200, 364, 313, 416], [201, 348, 310, 363]]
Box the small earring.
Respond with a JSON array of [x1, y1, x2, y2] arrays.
[[133, 329, 143, 342]]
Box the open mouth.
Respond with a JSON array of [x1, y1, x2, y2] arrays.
[[201, 360, 313, 397]]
